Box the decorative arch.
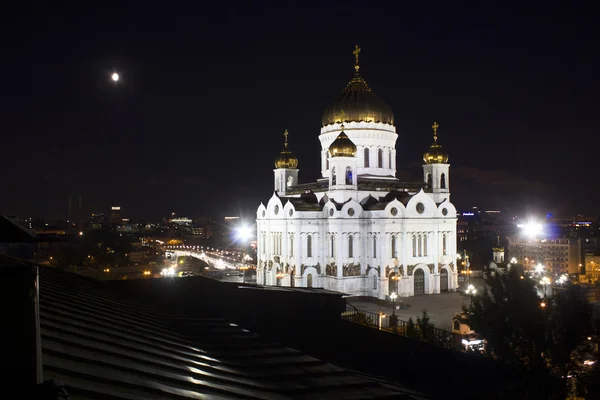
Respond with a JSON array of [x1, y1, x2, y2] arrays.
[[302, 266, 319, 288], [426, 173, 432, 188], [377, 148, 383, 168], [364, 147, 370, 167], [440, 173, 446, 189], [411, 264, 432, 295], [367, 267, 379, 292]]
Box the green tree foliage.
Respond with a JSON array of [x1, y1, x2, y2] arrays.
[[469, 267, 599, 398]]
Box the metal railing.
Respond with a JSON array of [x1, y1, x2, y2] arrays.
[[341, 303, 459, 350]]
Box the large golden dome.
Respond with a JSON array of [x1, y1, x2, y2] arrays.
[[328, 128, 357, 157], [274, 130, 299, 169], [423, 122, 449, 164], [322, 46, 394, 127]]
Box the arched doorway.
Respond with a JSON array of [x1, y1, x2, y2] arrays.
[[414, 269, 425, 295], [440, 269, 449, 292], [388, 272, 397, 295], [307, 273, 313, 288]]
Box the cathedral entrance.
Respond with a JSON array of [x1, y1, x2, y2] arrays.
[[413, 269, 424, 295], [440, 269, 449, 292], [307, 273, 313, 288]]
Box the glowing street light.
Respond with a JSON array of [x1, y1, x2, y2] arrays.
[[465, 284, 477, 307], [235, 225, 253, 241], [111, 72, 119, 82], [390, 292, 397, 316], [534, 264, 544, 274], [518, 221, 543, 238]]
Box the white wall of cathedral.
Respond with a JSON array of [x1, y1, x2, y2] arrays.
[[273, 168, 299, 196], [319, 122, 398, 178], [256, 190, 459, 297], [422, 163, 450, 203]]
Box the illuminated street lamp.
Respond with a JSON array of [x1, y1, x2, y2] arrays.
[[389, 292, 398, 330], [535, 264, 544, 274], [518, 221, 543, 238], [540, 276, 551, 298], [465, 284, 477, 307]]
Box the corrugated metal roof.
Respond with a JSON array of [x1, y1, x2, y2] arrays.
[[33, 264, 422, 399]]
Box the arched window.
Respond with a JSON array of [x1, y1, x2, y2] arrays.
[[373, 274, 377, 290], [453, 320, 460, 331], [345, 166, 353, 185], [326, 152, 329, 170], [427, 173, 432, 188], [424, 234, 428, 256], [331, 167, 336, 185], [307, 234, 312, 258], [443, 234, 447, 255], [331, 235, 335, 257], [307, 273, 313, 288], [348, 235, 353, 258], [440, 173, 446, 189], [388, 151, 392, 169], [378, 148, 383, 168], [373, 235, 377, 258], [364, 148, 370, 167], [391, 236, 396, 258], [290, 235, 294, 257], [418, 234, 422, 256], [412, 235, 417, 257]]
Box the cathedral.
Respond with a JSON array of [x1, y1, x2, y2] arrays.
[[256, 46, 458, 298]]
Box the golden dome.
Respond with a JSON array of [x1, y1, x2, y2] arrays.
[[329, 127, 357, 157], [423, 121, 449, 164], [321, 45, 394, 127], [274, 130, 299, 169]]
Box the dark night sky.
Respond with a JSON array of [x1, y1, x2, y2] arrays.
[[2, 1, 598, 221]]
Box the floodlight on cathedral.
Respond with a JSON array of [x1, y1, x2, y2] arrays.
[[423, 121, 449, 164], [274, 130, 299, 169]]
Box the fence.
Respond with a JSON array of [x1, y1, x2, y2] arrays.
[[341, 303, 459, 350]]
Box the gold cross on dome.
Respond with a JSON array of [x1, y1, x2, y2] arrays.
[[283, 129, 289, 147], [353, 45, 361, 71], [432, 121, 439, 140]]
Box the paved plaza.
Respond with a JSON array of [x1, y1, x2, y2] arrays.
[[347, 280, 484, 331]]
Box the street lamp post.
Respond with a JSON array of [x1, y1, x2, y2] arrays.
[[389, 292, 398, 330], [465, 284, 477, 308]]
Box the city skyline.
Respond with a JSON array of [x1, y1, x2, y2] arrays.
[[3, 1, 598, 220]]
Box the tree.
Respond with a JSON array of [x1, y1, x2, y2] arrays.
[[417, 310, 434, 341], [468, 267, 599, 398]]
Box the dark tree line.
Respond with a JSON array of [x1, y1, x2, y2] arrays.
[[468, 267, 600, 398]]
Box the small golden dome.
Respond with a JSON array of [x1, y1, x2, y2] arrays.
[[423, 121, 449, 164], [329, 127, 357, 157], [274, 130, 299, 169]]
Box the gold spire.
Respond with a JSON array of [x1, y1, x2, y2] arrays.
[[432, 121, 439, 141], [423, 121, 449, 164], [353, 45, 361, 72], [274, 129, 298, 169], [340, 110, 346, 127]]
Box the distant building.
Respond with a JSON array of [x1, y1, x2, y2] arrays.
[[110, 206, 122, 225], [508, 236, 581, 275], [582, 254, 600, 283]]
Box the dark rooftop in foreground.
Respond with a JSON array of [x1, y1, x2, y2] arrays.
[[2, 255, 425, 399]]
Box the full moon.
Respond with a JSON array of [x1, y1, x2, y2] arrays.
[[111, 72, 119, 82]]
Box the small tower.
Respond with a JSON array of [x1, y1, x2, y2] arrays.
[[328, 123, 358, 198], [493, 236, 505, 263], [273, 130, 299, 195], [422, 121, 450, 204]]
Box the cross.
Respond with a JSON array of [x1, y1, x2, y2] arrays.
[[432, 121, 439, 138], [353, 45, 361, 71], [284, 129, 289, 147]]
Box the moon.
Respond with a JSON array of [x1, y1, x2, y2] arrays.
[[111, 72, 119, 82]]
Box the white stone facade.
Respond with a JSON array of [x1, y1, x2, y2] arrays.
[[255, 63, 458, 299]]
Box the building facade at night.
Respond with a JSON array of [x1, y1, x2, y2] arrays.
[[256, 47, 458, 298], [508, 236, 582, 276]]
